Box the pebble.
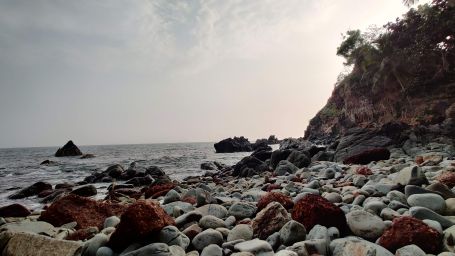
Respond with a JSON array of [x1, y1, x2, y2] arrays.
[[192, 229, 224, 251], [279, 220, 306, 246], [409, 206, 454, 228], [407, 193, 446, 213], [346, 210, 386, 240], [227, 224, 253, 242], [199, 215, 226, 229], [229, 202, 257, 220], [395, 244, 426, 256], [96, 247, 113, 256], [163, 190, 181, 204], [159, 225, 190, 250], [103, 216, 120, 229], [233, 239, 274, 256]]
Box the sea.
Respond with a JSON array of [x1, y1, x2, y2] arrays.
[[0, 142, 274, 210]]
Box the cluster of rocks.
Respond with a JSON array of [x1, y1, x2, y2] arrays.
[[214, 135, 279, 153], [2, 137, 455, 255]]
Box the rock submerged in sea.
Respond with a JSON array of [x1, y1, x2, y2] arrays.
[[214, 137, 253, 153], [55, 140, 83, 157]]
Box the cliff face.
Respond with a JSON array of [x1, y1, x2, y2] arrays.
[[304, 0, 455, 150]]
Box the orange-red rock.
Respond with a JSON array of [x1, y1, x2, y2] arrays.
[[355, 166, 373, 176], [39, 194, 126, 230], [436, 172, 455, 188], [252, 202, 290, 239], [378, 216, 441, 253], [107, 199, 175, 251], [291, 194, 348, 234], [144, 183, 176, 199], [257, 192, 294, 211]]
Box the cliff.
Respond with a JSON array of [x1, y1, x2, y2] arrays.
[[304, 0, 455, 157]]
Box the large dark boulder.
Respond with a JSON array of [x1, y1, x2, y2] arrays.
[[232, 156, 270, 177], [214, 136, 253, 153], [270, 149, 292, 169], [55, 140, 83, 157], [8, 181, 52, 199], [286, 150, 311, 168]]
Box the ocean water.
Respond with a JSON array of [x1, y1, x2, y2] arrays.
[[0, 142, 258, 209]]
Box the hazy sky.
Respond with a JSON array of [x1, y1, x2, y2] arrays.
[[0, 0, 421, 148]]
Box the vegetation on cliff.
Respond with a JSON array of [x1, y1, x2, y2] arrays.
[[305, 0, 455, 142]]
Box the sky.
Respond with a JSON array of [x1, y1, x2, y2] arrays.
[[0, 0, 424, 148]]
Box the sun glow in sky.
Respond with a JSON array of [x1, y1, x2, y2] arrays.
[[0, 0, 427, 148]]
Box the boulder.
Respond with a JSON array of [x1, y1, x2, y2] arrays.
[[39, 194, 126, 230], [378, 216, 441, 254], [0, 204, 31, 217], [256, 192, 294, 211], [232, 156, 269, 177], [55, 140, 83, 157], [214, 137, 253, 153], [291, 194, 348, 234], [274, 160, 298, 176], [2, 232, 82, 256], [107, 200, 175, 251], [71, 185, 97, 197], [8, 181, 52, 199], [252, 202, 291, 239], [330, 237, 393, 256], [346, 210, 386, 240], [270, 149, 292, 169], [286, 150, 310, 168], [343, 147, 391, 165]]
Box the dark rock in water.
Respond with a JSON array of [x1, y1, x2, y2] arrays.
[[107, 200, 175, 251], [232, 156, 269, 177], [145, 166, 166, 177], [54, 140, 83, 157], [0, 203, 31, 217], [214, 136, 253, 153], [252, 140, 272, 151], [201, 162, 218, 170], [125, 175, 154, 187], [286, 150, 310, 168], [40, 189, 70, 204], [270, 149, 292, 169], [39, 194, 126, 230], [37, 189, 54, 198], [378, 216, 441, 254], [292, 194, 348, 235], [105, 164, 124, 179], [343, 147, 391, 165], [8, 181, 52, 199], [55, 182, 74, 190], [40, 160, 57, 165], [80, 154, 95, 159], [71, 185, 97, 197]]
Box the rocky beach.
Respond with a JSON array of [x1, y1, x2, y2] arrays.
[[1, 0, 455, 255]]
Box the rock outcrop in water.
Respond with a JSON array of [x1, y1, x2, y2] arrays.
[[214, 136, 253, 153], [55, 140, 83, 157]]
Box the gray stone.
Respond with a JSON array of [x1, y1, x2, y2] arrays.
[[322, 168, 336, 179], [199, 215, 226, 229], [122, 243, 170, 256], [393, 166, 427, 186], [225, 216, 236, 227], [82, 234, 109, 256], [346, 210, 386, 240], [363, 200, 387, 215], [423, 219, 443, 233], [324, 192, 342, 203], [201, 244, 222, 256], [159, 225, 190, 250], [233, 239, 274, 256], [163, 190, 181, 204], [196, 204, 228, 219], [192, 229, 224, 251], [274, 160, 298, 176], [409, 206, 454, 228], [386, 190, 407, 204], [265, 232, 280, 250], [169, 245, 186, 256], [327, 227, 340, 240], [103, 216, 120, 229], [407, 193, 446, 214], [175, 211, 203, 227], [330, 237, 393, 256], [274, 250, 298, 256], [0, 221, 58, 237], [229, 202, 257, 220], [287, 239, 327, 255], [162, 202, 195, 216], [227, 224, 253, 242], [395, 244, 426, 256], [96, 247, 114, 256], [279, 220, 306, 246], [307, 225, 329, 241]]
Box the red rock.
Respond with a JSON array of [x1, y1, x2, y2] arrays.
[[182, 224, 202, 240], [0, 203, 31, 217], [107, 199, 175, 251], [415, 156, 424, 165], [181, 195, 197, 205], [257, 192, 294, 211], [252, 201, 290, 239], [39, 194, 126, 230], [38, 189, 54, 198], [355, 166, 373, 176], [343, 148, 390, 165], [436, 172, 455, 188], [378, 216, 441, 253], [144, 183, 176, 199], [266, 184, 281, 192], [291, 194, 348, 234]]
